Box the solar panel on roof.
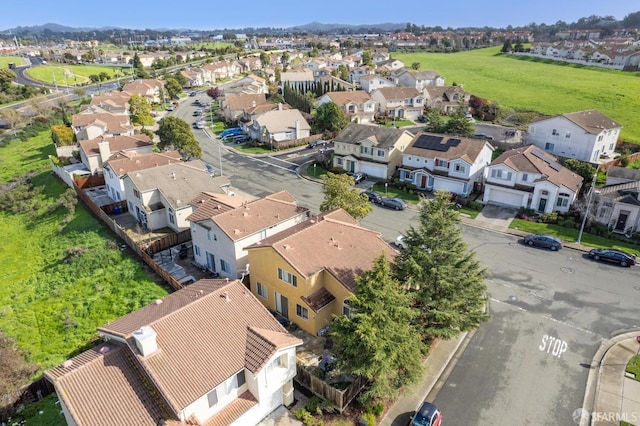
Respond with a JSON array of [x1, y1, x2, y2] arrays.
[[413, 134, 460, 152], [549, 162, 563, 171]]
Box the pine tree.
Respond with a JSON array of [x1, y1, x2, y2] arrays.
[[393, 191, 489, 341], [330, 255, 425, 403]]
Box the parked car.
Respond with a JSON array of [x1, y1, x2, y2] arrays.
[[220, 127, 242, 138], [473, 133, 494, 141], [588, 248, 637, 267], [193, 108, 203, 116], [189, 91, 197, 97], [165, 104, 175, 111], [380, 197, 408, 210], [523, 234, 563, 251], [409, 402, 442, 426], [347, 172, 367, 184], [307, 140, 326, 148], [195, 121, 206, 129], [362, 190, 382, 204], [395, 235, 407, 250], [417, 115, 429, 123]]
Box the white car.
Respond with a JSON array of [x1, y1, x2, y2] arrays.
[[195, 121, 206, 129], [395, 235, 407, 249]]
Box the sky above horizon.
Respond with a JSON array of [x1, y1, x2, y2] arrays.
[[2, 1, 638, 31]]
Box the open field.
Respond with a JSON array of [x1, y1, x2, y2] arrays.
[[25, 64, 131, 85], [0, 130, 167, 372], [394, 47, 640, 143], [0, 55, 26, 68]]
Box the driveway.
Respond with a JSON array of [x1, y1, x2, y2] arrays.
[[471, 204, 518, 232]]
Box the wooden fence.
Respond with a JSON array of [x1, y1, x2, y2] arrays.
[[294, 364, 366, 413]]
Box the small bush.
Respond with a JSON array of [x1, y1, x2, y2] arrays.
[[539, 212, 558, 224], [361, 412, 377, 426]]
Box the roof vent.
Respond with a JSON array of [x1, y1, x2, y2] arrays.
[[221, 291, 231, 302], [99, 346, 111, 354], [133, 326, 158, 357], [62, 360, 73, 368], [154, 299, 163, 305]]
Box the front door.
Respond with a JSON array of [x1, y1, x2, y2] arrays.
[[206, 252, 216, 272], [420, 175, 427, 189], [538, 198, 547, 212], [275, 292, 289, 319], [615, 211, 629, 232]]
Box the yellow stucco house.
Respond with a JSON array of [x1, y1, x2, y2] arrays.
[[246, 209, 397, 336]]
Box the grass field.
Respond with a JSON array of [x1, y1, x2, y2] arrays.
[[25, 64, 131, 85], [0, 130, 167, 372], [0, 55, 26, 68], [394, 47, 640, 143]]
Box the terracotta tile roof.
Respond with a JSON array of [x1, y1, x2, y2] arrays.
[[44, 343, 175, 426], [323, 90, 371, 106], [98, 279, 302, 413], [122, 79, 164, 96], [79, 134, 152, 157], [301, 287, 336, 312], [225, 93, 268, 110], [90, 92, 131, 108], [374, 87, 421, 100], [72, 112, 133, 133], [247, 209, 397, 291], [207, 191, 310, 242], [187, 192, 253, 222], [491, 145, 583, 191], [103, 151, 182, 176], [335, 123, 412, 149], [245, 326, 301, 373], [203, 391, 257, 426], [404, 132, 492, 164]]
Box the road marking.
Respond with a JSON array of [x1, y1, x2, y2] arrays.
[[539, 334, 568, 358]]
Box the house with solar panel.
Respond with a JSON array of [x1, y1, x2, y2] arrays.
[[483, 145, 583, 213], [44, 279, 302, 426], [397, 132, 494, 196], [526, 110, 622, 163]]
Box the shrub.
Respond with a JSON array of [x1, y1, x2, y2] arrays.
[[51, 125, 75, 146], [539, 212, 558, 224], [470, 201, 483, 211], [361, 412, 377, 426]]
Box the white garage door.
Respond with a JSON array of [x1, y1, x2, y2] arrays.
[[433, 178, 465, 195], [487, 188, 524, 207], [360, 163, 387, 179]]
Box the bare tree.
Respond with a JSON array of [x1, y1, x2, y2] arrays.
[[0, 109, 22, 134]]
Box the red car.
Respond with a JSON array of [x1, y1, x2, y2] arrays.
[[409, 402, 442, 426]]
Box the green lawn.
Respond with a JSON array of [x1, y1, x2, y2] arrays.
[[0, 130, 167, 373], [25, 64, 130, 85], [394, 47, 640, 143], [0, 55, 26, 68]]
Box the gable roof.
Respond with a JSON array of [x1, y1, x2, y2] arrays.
[[561, 110, 622, 134], [247, 209, 397, 291], [255, 109, 310, 133], [79, 134, 152, 157], [334, 123, 412, 149], [103, 151, 182, 176], [225, 93, 269, 111], [187, 192, 252, 222], [400, 69, 442, 80], [404, 132, 492, 163], [122, 79, 164, 96], [373, 87, 421, 100], [72, 112, 132, 133], [47, 280, 301, 424], [323, 90, 372, 106], [424, 86, 468, 101], [90, 92, 131, 108], [192, 190, 309, 241], [491, 145, 583, 191]]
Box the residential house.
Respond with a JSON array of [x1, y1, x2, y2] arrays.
[[349, 66, 374, 85], [526, 109, 622, 163], [248, 107, 310, 144], [122, 78, 165, 104], [202, 60, 241, 82], [123, 161, 232, 232], [72, 112, 133, 141], [246, 209, 397, 336], [593, 167, 640, 234], [45, 279, 302, 426], [103, 150, 182, 202], [358, 74, 395, 93], [316, 91, 376, 124], [224, 74, 267, 95], [221, 93, 270, 123], [396, 69, 445, 89], [188, 191, 310, 279], [332, 123, 414, 179], [483, 145, 583, 213], [89, 92, 131, 115], [423, 85, 471, 114], [180, 68, 205, 87], [376, 58, 405, 74], [398, 132, 494, 196], [79, 134, 154, 175], [370, 87, 425, 121], [280, 68, 315, 90], [237, 56, 262, 73]]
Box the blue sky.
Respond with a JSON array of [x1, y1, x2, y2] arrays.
[[2, 1, 638, 31]]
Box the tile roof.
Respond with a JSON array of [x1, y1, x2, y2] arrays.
[[79, 134, 152, 157], [247, 209, 397, 291], [202, 191, 310, 242], [491, 145, 583, 191], [103, 151, 183, 176], [335, 123, 413, 149], [403, 132, 492, 163], [373, 86, 421, 100], [301, 287, 336, 312], [255, 109, 311, 133], [323, 90, 372, 105], [562, 110, 622, 133], [202, 391, 257, 426], [187, 192, 253, 222], [90, 92, 131, 108], [97, 279, 302, 413], [72, 112, 133, 133], [225, 93, 269, 110], [126, 162, 232, 210]]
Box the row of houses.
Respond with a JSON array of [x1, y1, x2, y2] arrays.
[[527, 38, 640, 69]]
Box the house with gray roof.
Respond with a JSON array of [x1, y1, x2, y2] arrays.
[[370, 87, 426, 121], [317, 90, 376, 124], [332, 123, 415, 179], [45, 279, 302, 426], [526, 109, 622, 163], [248, 106, 310, 144], [122, 161, 233, 232], [395, 69, 445, 90], [593, 166, 640, 234]]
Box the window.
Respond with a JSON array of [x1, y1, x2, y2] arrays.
[[194, 245, 200, 256], [556, 192, 570, 208], [169, 212, 175, 225], [133, 189, 140, 199], [491, 169, 512, 180], [257, 282, 268, 299], [207, 230, 211, 241], [343, 300, 353, 317], [552, 129, 559, 136], [278, 268, 297, 287], [337, 158, 343, 165], [377, 149, 385, 157], [454, 164, 466, 173], [220, 259, 230, 274], [522, 173, 528, 182], [609, 143, 614, 150], [296, 304, 309, 320], [236, 370, 246, 387], [545, 142, 555, 151], [565, 132, 571, 139], [597, 135, 604, 142], [259, 229, 267, 240], [207, 389, 218, 408], [435, 159, 449, 168]]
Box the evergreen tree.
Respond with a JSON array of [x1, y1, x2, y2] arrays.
[[132, 53, 148, 78], [424, 108, 446, 133], [128, 95, 153, 127], [313, 102, 348, 135], [393, 191, 489, 341], [330, 255, 425, 403], [444, 106, 475, 136], [320, 173, 372, 220]]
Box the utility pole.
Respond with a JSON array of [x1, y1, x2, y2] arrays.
[[577, 172, 598, 244]]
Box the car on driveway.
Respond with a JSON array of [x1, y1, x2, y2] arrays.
[[220, 127, 242, 138], [588, 248, 636, 267], [347, 171, 367, 184], [523, 234, 563, 251], [380, 197, 408, 210], [409, 402, 442, 426], [362, 190, 382, 203]]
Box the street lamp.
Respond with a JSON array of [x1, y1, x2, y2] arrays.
[[577, 173, 598, 244], [385, 182, 388, 197]]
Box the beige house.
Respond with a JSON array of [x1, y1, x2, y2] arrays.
[[79, 134, 153, 174], [89, 92, 131, 115], [424, 86, 471, 114], [72, 112, 133, 141], [122, 78, 165, 104], [370, 87, 425, 121], [316, 91, 376, 124], [248, 107, 311, 144], [221, 93, 270, 123]]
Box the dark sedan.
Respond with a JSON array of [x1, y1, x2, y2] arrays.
[[362, 190, 382, 203], [588, 248, 636, 267], [523, 234, 563, 251], [380, 197, 408, 210]]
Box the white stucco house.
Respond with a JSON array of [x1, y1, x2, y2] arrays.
[[483, 145, 584, 213], [526, 110, 622, 163], [358, 74, 396, 93], [248, 107, 311, 144], [45, 279, 302, 426], [316, 91, 376, 124], [370, 87, 425, 121], [398, 133, 494, 196], [395, 69, 445, 89], [79, 134, 154, 175], [187, 191, 310, 279], [593, 167, 640, 234]]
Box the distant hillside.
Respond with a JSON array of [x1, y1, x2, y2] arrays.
[[289, 21, 407, 33], [2, 23, 119, 35]]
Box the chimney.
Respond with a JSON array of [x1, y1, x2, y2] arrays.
[[97, 139, 111, 162], [295, 120, 300, 139], [133, 326, 157, 357]]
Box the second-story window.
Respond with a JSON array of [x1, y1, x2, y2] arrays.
[[435, 159, 449, 168], [278, 267, 297, 287]]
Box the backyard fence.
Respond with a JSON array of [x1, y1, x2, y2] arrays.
[[294, 364, 366, 413]]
